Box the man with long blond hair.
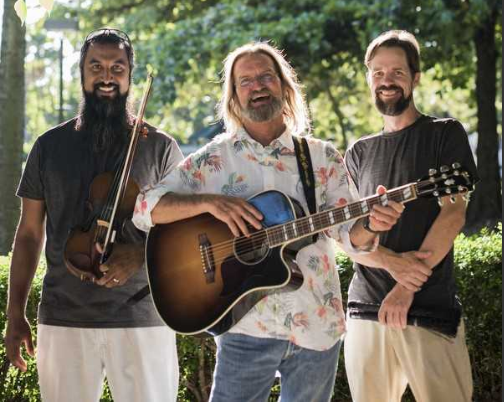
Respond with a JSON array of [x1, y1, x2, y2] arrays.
[[133, 41, 402, 401]]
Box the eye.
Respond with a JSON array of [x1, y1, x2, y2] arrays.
[[395, 70, 405, 76], [112, 65, 125, 73], [260, 73, 275, 83], [90, 64, 101, 72], [239, 78, 252, 88], [373, 71, 384, 78]]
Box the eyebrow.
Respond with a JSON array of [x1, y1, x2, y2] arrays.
[[88, 58, 128, 65], [237, 68, 276, 79]]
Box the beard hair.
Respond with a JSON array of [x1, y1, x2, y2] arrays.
[[375, 85, 413, 116], [241, 91, 284, 122], [75, 85, 133, 152]]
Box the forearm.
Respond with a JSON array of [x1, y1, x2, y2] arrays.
[[349, 218, 379, 249], [7, 234, 44, 318], [151, 193, 210, 225], [419, 199, 466, 269], [349, 244, 396, 269]]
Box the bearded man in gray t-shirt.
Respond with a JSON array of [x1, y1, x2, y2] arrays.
[[5, 29, 183, 402], [343, 30, 478, 402]]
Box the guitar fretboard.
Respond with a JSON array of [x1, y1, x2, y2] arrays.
[[265, 183, 418, 247]]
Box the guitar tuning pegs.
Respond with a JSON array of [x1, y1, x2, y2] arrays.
[[450, 196, 457, 203], [440, 165, 450, 173], [463, 193, 471, 202], [445, 188, 452, 194], [429, 168, 437, 176], [437, 197, 444, 207], [452, 162, 461, 169], [433, 190, 440, 197]]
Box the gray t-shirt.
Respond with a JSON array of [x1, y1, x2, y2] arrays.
[[17, 118, 183, 328], [344, 115, 479, 323]]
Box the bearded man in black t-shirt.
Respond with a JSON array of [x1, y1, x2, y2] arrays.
[[5, 29, 182, 402], [343, 30, 478, 402]]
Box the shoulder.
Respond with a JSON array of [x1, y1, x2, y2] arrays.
[[142, 122, 179, 146], [346, 131, 382, 156], [303, 135, 346, 166], [419, 115, 465, 134], [37, 118, 79, 145]]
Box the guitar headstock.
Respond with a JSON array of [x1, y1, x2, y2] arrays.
[[416, 163, 475, 205]]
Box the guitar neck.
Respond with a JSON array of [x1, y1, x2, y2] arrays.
[[266, 183, 418, 247]]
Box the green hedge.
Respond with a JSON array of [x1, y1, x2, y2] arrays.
[[0, 225, 501, 401]]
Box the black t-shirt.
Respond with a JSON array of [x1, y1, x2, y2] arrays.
[[344, 115, 479, 320], [17, 118, 183, 327]]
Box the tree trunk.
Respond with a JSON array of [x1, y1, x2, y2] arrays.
[[465, 5, 502, 233], [0, 0, 26, 254], [325, 87, 348, 152]]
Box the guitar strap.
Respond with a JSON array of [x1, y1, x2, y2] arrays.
[[292, 136, 319, 242]]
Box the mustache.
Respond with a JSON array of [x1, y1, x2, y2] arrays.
[[376, 85, 403, 93], [93, 82, 120, 92], [248, 90, 272, 102]]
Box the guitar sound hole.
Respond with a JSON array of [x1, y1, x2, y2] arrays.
[[234, 231, 269, 265]]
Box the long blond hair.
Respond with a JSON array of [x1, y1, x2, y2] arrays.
[[217, 42, 310, 136]]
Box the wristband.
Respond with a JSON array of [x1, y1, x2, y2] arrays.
[[363, 217, 380, 234]]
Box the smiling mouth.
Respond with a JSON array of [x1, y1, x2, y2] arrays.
[[95, 85, 119, 97], [250, 94, 271, 106]]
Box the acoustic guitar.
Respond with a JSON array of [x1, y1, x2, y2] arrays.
[[145, 163, 474, 337]]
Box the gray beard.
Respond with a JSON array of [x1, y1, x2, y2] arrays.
[[241, 95, 284, 122]]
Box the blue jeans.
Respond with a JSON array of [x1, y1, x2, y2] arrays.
[[209, 333, 342, 402]]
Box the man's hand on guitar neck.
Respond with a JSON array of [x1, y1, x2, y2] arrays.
[[349, 185, 405, 249]]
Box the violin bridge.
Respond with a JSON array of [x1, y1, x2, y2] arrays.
[[97, 220, 110, 228]]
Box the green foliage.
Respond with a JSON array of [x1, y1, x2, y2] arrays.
[[453, 224, 502, 401], [1, 225, 500, 401], [45, 0, 499, 145]]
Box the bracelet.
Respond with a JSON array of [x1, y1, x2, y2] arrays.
[[363, 217, 380, 234]]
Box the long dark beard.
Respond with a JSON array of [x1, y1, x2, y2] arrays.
[[76, 85, 133, 152], [375, 85, 413, 116], [242, 92, 284, 122]]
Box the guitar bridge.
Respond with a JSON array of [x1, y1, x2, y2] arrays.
[[199, 233, 215, 283]]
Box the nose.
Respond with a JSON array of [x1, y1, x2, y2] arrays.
[[382, 71, 395, 85], [249, 76, 266, 91], [101, 68, 114, 84]]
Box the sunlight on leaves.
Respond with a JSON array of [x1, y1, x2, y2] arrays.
[[14, 0, 27, 25], [39, 0, 55, 14]]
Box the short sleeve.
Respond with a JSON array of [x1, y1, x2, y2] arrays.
[[438, 120, 480, 184], [17, 140, 45, 200]]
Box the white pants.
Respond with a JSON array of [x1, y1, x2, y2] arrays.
[[344, 318, 473, 402], [37, 325, 179, 402]]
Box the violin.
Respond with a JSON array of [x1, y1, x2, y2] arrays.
[[64, 74, 154, 281]]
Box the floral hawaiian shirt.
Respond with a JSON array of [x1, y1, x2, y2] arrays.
[[133, 128, 367, 351]]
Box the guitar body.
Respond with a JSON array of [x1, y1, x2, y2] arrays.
[[146, 191, 309, 336]]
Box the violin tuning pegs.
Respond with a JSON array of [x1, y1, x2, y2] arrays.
[[437, 197, 444, 207], [429, 168, 437, 176]]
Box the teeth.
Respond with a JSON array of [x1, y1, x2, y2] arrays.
[[99, 87, 115, 92]]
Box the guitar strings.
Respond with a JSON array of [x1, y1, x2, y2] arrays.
[[200, 176, 463, 266], [200, 185, 420, 265]]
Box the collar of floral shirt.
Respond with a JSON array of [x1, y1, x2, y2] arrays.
[[233, 127, 299, 152]]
